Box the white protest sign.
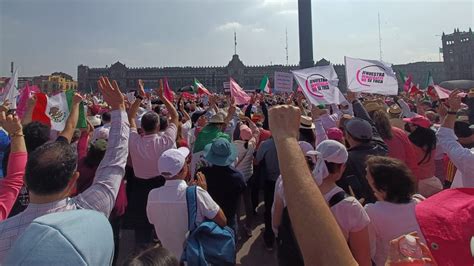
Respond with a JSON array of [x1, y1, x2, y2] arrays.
[[223, 82, 230, 89], [345, 56, 398, 95], [292, 64, 347, 105], [273, 71, 294, 93]]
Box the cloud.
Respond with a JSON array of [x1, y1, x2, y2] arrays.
[[216, 22, 243, 31], [277, 9, 297, 15], [251, 27, 265, 33]]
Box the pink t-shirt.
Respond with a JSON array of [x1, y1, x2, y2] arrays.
[[0, 152, 27, 221], [411, 146, 436, 180], [384, 127, 418, 175], [129, 124, 177, 179]]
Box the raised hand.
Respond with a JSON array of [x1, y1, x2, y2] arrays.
[[269, 105, 301, 141], [0, 100, 10, 113], [72, 93, 83, 105], [0, 111, 22, 136], [138, 79, 146, 97], [311, 105, 328, 119], [195, 171, 208, 191], [97, 76, 125, 110], [156, 79, 164, 99], [27, 94, 37, 109], [447, 89, 462, 112]]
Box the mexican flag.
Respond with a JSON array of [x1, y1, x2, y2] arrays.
[[424, 71, 434, 90], [32, 90, 87, 131], [259, 75, 271, 93], [193, 78, 211, 95]]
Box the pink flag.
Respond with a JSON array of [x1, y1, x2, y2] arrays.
[[404, 75, 413, 92], [297, 86, 303, 92], [229, 78, 250, 105], [163, 77, 175, 102], [16, 83, 40, 119], [430, 85, 467, 99]]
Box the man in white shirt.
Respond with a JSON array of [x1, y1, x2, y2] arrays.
[[147, 147, 227, 258], [437, 90, 474, 188]]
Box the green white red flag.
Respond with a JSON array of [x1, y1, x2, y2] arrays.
[[193, 78, 211, 95]]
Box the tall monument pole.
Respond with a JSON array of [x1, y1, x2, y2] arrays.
[[298, 0, 314, 69]]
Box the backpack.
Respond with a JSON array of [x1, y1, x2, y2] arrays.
[[181, 186, 236, 266], [276, 191, 348, 266]]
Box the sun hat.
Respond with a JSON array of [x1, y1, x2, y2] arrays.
[[158, 147, 190, 178], [403, 115, 431, 129], [344, 118, 373, 140], [239, 125, 253, 141], [300, 115, 315, 129], [203, 138, 237, 166], [387, 104, 402, 115], [209, 112, 226, 124]]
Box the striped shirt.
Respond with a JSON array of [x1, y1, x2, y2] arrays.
[[0, 110, 129, 261]]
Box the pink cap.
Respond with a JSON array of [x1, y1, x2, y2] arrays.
[[403, 115, 431, 129], [240, 125, 253, 141], [326, 127, 344, 142]]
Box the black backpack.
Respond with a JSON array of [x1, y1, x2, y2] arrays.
[[276, 191, 347, 266]]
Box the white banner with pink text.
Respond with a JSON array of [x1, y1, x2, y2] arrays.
[[292, 64, 347, 105], [345, 56, 398, 95]]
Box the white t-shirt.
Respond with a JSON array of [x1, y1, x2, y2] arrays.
[[323, 186, 370, 240], [365, 198, 425, 266], [147, 180, 220, 258], [273, 176, 370, 240]]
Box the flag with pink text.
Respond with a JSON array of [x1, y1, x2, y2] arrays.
[[345, 56, 398, 95], [292, 64, 347, 105]]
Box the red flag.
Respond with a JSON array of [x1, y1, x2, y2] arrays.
[[408, 84, 421, 97], [182, 92, 197, 100], [163, 77, 175, 102], [229, 78, 250, 105]]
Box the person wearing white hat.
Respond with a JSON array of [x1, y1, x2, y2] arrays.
[[272, 140, 371, 266], [146, 147, 227, 258]]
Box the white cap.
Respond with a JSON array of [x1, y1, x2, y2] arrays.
[[94, 127, 109, 141], [310, 140, 348, 185], [298, 141, 314, 156], [158, 147, 190, 179]]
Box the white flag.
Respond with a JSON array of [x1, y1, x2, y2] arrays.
[[0, 68, 19, 109], [345, 56, 398, 95], [292, 64, 347, 105]]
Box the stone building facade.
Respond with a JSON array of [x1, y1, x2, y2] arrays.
[[442, 28, 474, 80], [78, 54, 445, 93]]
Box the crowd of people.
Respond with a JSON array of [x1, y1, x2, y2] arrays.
[[0, 76, 473, 265]]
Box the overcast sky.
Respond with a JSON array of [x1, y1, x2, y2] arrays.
[[0, 0, 472, 78]]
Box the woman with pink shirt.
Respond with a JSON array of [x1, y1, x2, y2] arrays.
[[370, 109, 418, 175], [364, 156, 425, 266], [403, 115, 443, 197], [0, 112, 27, 221]]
